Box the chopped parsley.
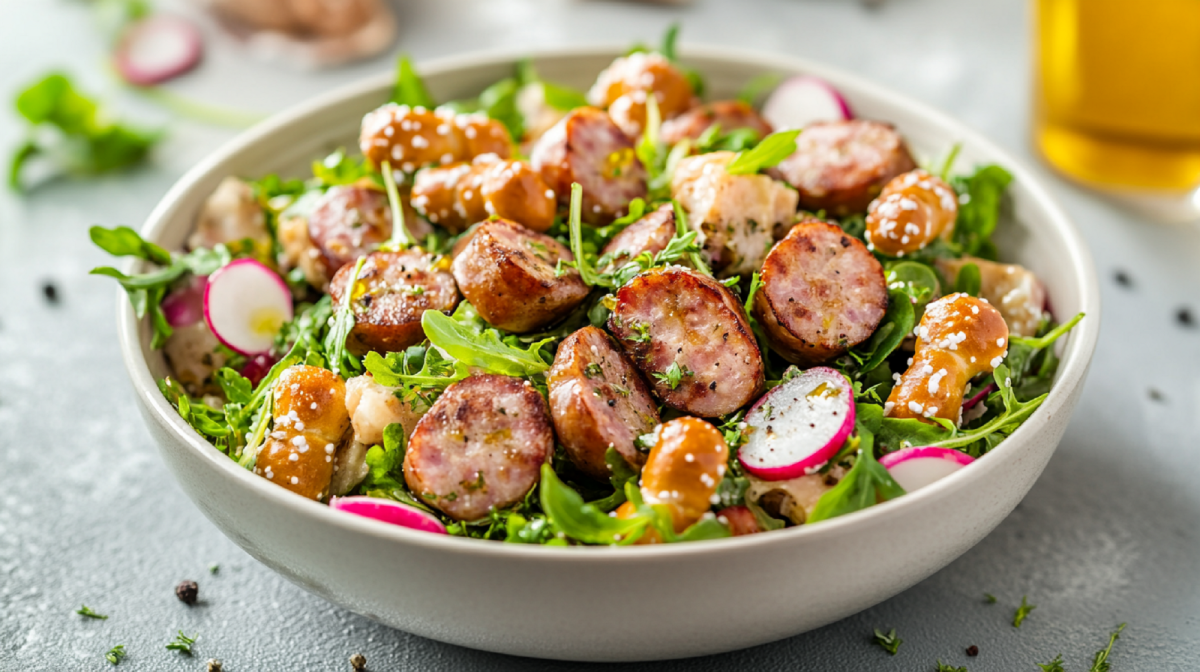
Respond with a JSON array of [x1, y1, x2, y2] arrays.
[[76, 604, 108, 619], [1013, 595, 1036, 628], [1038, 654, 1065, 672], [105, 644, 127, 664], [165, 630, 197, 655], [873, 628, 902, 655], [628, 321, 652, 343], [1089, 623, 1126, 672], [935, 662, 967, 672], [984, 593, 997, 604], [652, 361, 692, 390], [584, 363, 603, 378]]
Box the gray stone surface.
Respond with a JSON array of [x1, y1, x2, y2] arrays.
[[2, 0, 1198, 669]]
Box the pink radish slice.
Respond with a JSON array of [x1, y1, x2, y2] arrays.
[[239, 353, 278, 387], [761, 75, 853, 131], [161, 275, 206, 327], [962, 383, 996, 411], [114, 14, 204, 87], [329, 497, 448, 535], [738, 367, 856, 481], [203, 259, 292, 356], [878, 446, 974, 493]]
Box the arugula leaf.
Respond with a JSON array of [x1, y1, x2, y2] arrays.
[[421, 309, 551, 377], [885, 260, 941, 316], [670, 200, 712, 276], [1012, 595, 1036, 627], [695, 124, 763, 154], [363, 346, 470, 408], [323, 257, 366, 377], [215, 368, 253, 405], [539, 464, 649, 544], [953, 262, 982, 296], [391, 55, 436, 108], [952, 164, 1012, 259], [89, 225, 171, 264], [588, 447, 640, 512], [873, 628, 902, 656], [360, 423, 407, 493], [854, 289, 915, 374], [514, 59, 589, 111], [725, 130, 800, 176], [807, 411, 905, 523], [1089, 623, 1126, 672], [567, 182, 608, 288], [10, 73, 159, 191], [311, 148, 374, 188], [478, 77, 524, 141], [379, 155, 414, 250]]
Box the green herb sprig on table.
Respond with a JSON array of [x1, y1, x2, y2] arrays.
[[1013, 595, 1036, 628], [76, 604, 108, 619], [105, 644, 127, 664], [873, 628, 903, 655], [165, 630, 197, 655]]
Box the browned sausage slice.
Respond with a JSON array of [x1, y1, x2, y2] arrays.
[[403, 374, 553, 521], [753, 220, 888, 365], [327, 250, 459, 355], [660, 100, 773, 145], [451, 218, 590, 333], [548, 326, 660, 479], [609, 267, 764, 417], [600, 203, 676, 271], [769, 120, 916, 216], [530, 107, 647, 225], [307, 185, 392, 277]]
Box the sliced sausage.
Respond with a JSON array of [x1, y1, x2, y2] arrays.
[[256, 365, 351, 501], [587, 52, 698, 138], [769, 120, 916, 216], [600, 203, 676, 271], [935, 256, 1047, 337], [451, 218, 589, 333], [359, 104, 511, 173], [530, 107, 647, 225], [411, 155, 556, 233], [327, 250, 459, 355], [548, 326, 660, 479], [672, 151, 798, 276], [307, 184, 392, 279], [403, 374, 553, 521], [609, 267, 763, 417], [865, 169, 958, 257], [660, 100, 773, 146], [753, 220, 888, 365]]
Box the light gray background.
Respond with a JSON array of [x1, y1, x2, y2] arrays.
[[2, 0, 1198, 669]]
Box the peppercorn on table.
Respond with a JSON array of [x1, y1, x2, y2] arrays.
[[2, 0, 1198, 669]]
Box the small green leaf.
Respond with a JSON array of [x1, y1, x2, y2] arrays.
[[725, 130, 801, 176], [953, 262, 982, 297], [421, 310, 551, 377], [88, 225, 171, 264], [391, 55, 436, 108], [1012, 595, 1036, 628], [539, 464, 649, 544]]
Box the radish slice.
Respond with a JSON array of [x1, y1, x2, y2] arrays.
[[161, 275, 206, 328], [761, 75, 853, 131], [962, 383, 996, 411], [738, 367, 856, 481], [239, 353, 278, 387], [878, 447, 974, 493], [329, 497, 448, 535], [114, 14, 204, 87], [203, 259, 292, 356]]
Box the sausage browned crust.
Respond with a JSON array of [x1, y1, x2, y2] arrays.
[[587, 51, 698, 138], [753, 220, 888, 365], [410, 155, 556, 233], [359, 104, 511, 173], [769, 120, 916, 216], [609, 267, 764, 417], [548, 326, 660, 479], [599, 203, 676, 271], [660, 100, 773, 146], [307, 184, 392, 280], [451, 218, 589, 333], [256, 365, 351, 501], [530, 107, 647, 225], [327, 250, 459, 355], [403, 374, 553, 521]]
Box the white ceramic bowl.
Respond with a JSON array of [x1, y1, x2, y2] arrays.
[[119, 46, 1100, 662]]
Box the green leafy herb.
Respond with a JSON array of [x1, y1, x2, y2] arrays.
[[873, 628, 902, 655], [853, 289, 915, 374], [1038, 654, 1065, 672], [421, 309, 552, 377], [514, 59, 589, 111], [363, 345, 470, 409], [359, 422, 408, 494], [584, 363, 603, 378], [695, 124, 763, 154], [670, 200, 712, 276], [391, 55, 436, 108], [652, 361, 692, 390], [952, 164, 1012, 259], [77, 604, 108, 619], [984, 593, 997, 604], [737, 73, 783, 107], [808, 408, 906, 523], [1089, 623, 1126, 672], [656, 23, 705, 96], [935, 662, 968, 672], [209, 564, 219, 574], [725, 129, 801, 175], [165, 630, 197, 655], [539, 464, 649, 544], [938, 142, 963, 181], [324, 256, 366, 377], [567, 183, 607, 287], [479, 77, 524, 141], [104, 644, 127, 664], [1012, 595, 1036, 628], [10, 72, 159, 191], [953, 262, 982, 297], [311, 148, 374, 188], [587, 447, 641, 512], [379, 156, 414, 250], [215, 368, 253, 406]]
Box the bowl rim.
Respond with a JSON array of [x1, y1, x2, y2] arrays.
[[118, 43, 1101, 561]]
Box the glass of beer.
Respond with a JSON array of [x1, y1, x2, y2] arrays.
[[1033, 0, 1200, 220]]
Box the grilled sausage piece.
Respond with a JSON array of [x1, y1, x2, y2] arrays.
[[410, 155, 556, 233], [403, 374, 553, 521], [327, 250, 459, 355], [359, 104, 511, 173], [660, 100, 773, 146], [600, 203, 677, 272], [865, 170, 959, 257], [256, 365, 351, 501], [671, 151, 799, 276], [753, 220, 888, 365], [530, 107, 648, 225], [935, 256, 1047, 337], [609, 267, 764, 417], [770, 120, 916, 216], [587, 51, 698, 138], [548, 326, 660, 479], [451, 218, 589, 333], [307, 185, 392, 280]]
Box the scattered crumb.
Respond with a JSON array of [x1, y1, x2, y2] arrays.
[[42, 281, 59, 304], [1112, 269, 1133, 288], [1177, 307, 1194, 328], [966, 645, 979, 656], [1148, 388, 1166, 403]]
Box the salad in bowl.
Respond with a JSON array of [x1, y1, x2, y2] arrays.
[[94, 30, 1083, 548]]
